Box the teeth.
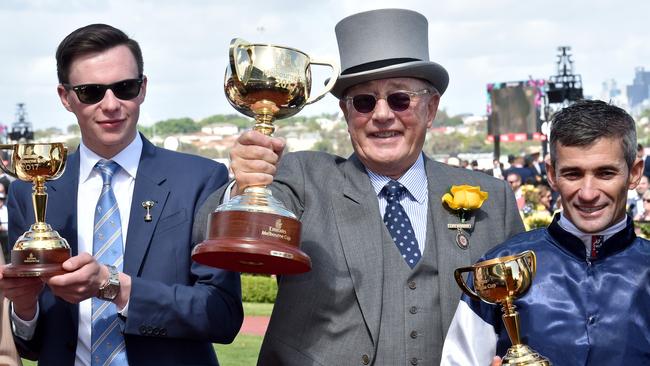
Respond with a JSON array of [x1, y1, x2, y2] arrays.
[[373, 131, 398, 137], [579, 206, 603, 213]]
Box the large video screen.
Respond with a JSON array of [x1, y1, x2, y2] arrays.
[[487, 80, 543, 137]]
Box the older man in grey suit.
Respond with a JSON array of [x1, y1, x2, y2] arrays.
[[196, 8, 524, 365]]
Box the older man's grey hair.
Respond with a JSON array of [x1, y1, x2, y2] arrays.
[[549, 100, 637, 169]]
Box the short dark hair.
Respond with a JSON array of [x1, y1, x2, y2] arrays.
[[549, 100, 637, 168], [56, 24, 143, 84]]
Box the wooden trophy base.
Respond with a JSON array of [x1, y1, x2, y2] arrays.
[[3, 248, 70, 277], [192, 210, 311, 274]]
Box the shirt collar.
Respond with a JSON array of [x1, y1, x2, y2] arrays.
[[79, 133, 143, 182], [367, 154, 428, 203], [558, 212, 628, 247]]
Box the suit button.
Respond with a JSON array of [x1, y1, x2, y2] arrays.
[[153, 327, 160, 336], [408, 281, 416, 290], [410, 330, 418, 339], [139, 325, 147, 335], [409, 306, 418, 314], [160, 328, 167, 336], [146, 326, 153, 335], [410, 357, 419, 365], [362, 354, 370, 364]]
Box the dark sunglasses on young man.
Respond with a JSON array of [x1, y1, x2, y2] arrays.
[[345, 89, 431, 114], [64, 77, 144, 104]]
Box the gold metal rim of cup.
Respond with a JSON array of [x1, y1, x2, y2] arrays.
[[472, 252, 529, 268]]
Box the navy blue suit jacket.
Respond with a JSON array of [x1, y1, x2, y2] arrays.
[[7, 136, 243, 365]]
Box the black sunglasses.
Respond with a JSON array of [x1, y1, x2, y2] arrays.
[[344, 89, 431, 114], [64, 78, 143, 104]]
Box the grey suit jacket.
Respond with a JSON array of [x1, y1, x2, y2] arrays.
[[196, 151, 524, 365]]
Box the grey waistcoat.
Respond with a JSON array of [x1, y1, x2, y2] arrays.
[[374, 225, 442, 365]]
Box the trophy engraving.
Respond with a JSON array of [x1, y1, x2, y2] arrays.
[[0, 143, 70, 277], [454, 251, 552, 365], [191, 38, 339, 274]]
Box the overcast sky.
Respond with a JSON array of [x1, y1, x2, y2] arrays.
[[0, 0, 648, 130]]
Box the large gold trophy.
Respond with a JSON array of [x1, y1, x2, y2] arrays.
[[191, 38, 339, 274], [1, 143, 70, 277], [454, 251, 551, 365]]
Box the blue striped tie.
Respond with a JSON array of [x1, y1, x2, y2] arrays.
[[91, 160, 127, 366]]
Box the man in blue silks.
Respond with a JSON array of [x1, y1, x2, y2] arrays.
[[442, 100, 650, 366]]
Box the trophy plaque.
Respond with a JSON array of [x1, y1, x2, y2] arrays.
[[454, 250, 552, 365], [191, 38, 339, 274], [1, 143, 70, 277]]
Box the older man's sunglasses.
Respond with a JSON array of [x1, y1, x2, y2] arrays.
[[345, 89, 431, 114], [64, 78, 143, 104]]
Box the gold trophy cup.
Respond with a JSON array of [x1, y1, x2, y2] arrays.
[[0, 143, 70, 277], [454, 250, 551, 365], [191, 38, 339, 274]]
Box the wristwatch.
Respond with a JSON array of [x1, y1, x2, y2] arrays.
[[98, 264, 120, 301]]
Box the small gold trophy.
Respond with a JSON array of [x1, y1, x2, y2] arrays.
[[0, 143, 70, 277], [454, 251, 551, 365], [191, 38, 339, 274]]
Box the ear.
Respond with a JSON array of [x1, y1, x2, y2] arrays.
[[545, 160, 558, 191], [628, 157, 645, 190], [139, 75, 148, 103], [339, 99, 352, 131], [57, 85, 73, 112], [426, 93, 440, 129]]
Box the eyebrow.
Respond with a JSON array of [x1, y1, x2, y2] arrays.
[[557, 164, 621, 173]]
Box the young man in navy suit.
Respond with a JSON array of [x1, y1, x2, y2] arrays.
[[0, 24, 242, 366]]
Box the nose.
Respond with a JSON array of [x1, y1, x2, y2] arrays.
[[371, 97, 394, 122], [100, 89, 121, 112], [577, 176, 599, 202]]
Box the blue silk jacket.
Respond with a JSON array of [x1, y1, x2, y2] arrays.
[[464, 216, 650, 365]]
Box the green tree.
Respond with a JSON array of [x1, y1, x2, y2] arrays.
[[199, 114, 250, 129], [67, 124, 80, 134], [154, 117, 200, 136], [312, 139, 334, 153]]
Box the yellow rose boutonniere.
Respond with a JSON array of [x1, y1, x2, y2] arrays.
[[442, 185, 489, 249], [442, 185, 489, 221]]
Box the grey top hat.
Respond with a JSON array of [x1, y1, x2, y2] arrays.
[[331, 8, 449, 99]]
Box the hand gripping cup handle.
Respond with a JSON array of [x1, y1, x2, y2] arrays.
[[454, 250, 538, 302], [304, 58, 340, 105]]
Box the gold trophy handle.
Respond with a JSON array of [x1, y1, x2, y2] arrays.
[[305, 58, 340, 105], [522, 250, 537, 278], [0, 144, 16, 177], [454, 267, 481, 301], [228, 38, 251, 85]]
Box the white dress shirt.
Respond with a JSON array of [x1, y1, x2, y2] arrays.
[[12, 134, 142, 366], [557, 212, 627, 257], [367, 154, 429, 254]]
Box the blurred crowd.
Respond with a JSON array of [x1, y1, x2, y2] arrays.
[[443, 146, 558, 230], [443, 142, 650, 235]]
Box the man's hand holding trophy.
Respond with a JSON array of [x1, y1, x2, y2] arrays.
[[192, 38, 339, 275]]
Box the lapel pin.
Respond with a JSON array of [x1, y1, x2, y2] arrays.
[[142, 201, 155, 222]]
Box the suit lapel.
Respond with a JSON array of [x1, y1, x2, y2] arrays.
[[332, 155, 384, 346], [123, 138, 170, 275], [424, 158, 475, 333], [48, 150, 80, 256], [47, 148, 81, 332]]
